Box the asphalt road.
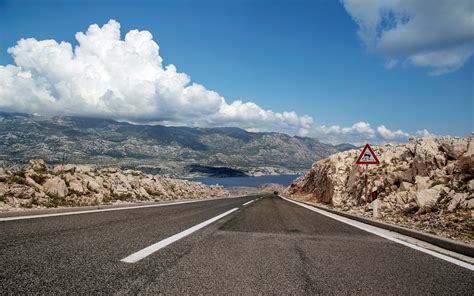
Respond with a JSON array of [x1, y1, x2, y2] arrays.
[[0, 194, 472, 294]]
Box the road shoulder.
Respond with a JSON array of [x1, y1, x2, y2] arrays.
[[281, 195, 474, 269]]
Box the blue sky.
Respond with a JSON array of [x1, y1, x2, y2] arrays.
[[0, 0, 472, 143]]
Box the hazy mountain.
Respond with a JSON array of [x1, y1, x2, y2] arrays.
[[0, 112, 355, 176]]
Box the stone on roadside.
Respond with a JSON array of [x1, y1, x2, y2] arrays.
[[52, 164, 77, 174], [415, 176, 431, 191], [43, 176, 68, 198], [415, 185, 447, 210], [25, 177, 43, 192], [447, 193, 468, 211], [468, 180, 474, 192], [27, 159, 48, 172], [399, 182, 413, 192], [439, 138, 468, 160]]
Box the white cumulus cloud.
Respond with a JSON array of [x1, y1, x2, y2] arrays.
[[342, 0, 474, 74], [416, 129, 436, 138], [316, 122, 414, 145], [377, 125, 409, 139], [0, 20, 313, 135]]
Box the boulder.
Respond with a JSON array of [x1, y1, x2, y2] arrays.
[[397, 169, 415, 183], [82, 176, 101, 192], [346, 166, 363, 193], [93, 193, 104, 204], [439, 138, 468, 160], [109, 173, 133, 197], [74, 165, 94, 174], [25, 177, 43, 192], [390, 191, 409, 207], [413, 138, 446, 176], [33, 191, 48, 206], [101, 167, 119, 173], [458, 135, 474, 174], [447, 193, 468, 211], [68, 179, 86, 194], [467, 198, 474, 209], [415, 176, 431, 191], [444, 162, 456, 175], [7, 185, 36, 200], [53, 164, 76, 174], [43, 177, 68, 198], [415, 185, 447, 209], [468, 180, 474, 192], [0, 172, 9, 182], [137, 187, 150, 199], [27, 159, 47, 172], [399, 182, 413, 192], [386, 173, 399, 186]]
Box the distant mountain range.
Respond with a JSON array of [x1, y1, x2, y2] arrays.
[[0, 112, 355, 176]]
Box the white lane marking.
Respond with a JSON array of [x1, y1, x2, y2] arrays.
[[121, 208, 238, 263], [243, 200, 255, 206], [0, 198, 230, 222], [281, 196, 474, 271]]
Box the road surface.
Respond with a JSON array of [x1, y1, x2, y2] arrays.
[[0, 194, 472, 294]]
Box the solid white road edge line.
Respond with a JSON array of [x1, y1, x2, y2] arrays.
[[243, 200, 255, 206], [121, 208, 239, 263], [281, 196, 474, 271], [0, 198, 228, 222]]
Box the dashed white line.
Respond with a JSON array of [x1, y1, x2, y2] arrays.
[[243, 200, 255, 206], [281, 196, 474, 271], [121, 208, 238, 263]]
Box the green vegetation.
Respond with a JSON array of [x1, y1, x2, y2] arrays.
[[430, 179, 444, 188], [102, 194, 113, 204], [46, 194, 65, 208], [187, 164, 247, 177], [9, 175, 26, 185], [20, 201, 32, 208]]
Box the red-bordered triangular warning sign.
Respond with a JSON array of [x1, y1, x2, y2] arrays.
[[356, 143, 380, 165]]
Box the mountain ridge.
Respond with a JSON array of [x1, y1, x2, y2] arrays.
[[0, 112, 356, 176]]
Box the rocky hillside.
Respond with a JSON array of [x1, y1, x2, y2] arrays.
[[288, 135, 474, 244], [0, 159, 227, 210], [0, 112, 354, 176]]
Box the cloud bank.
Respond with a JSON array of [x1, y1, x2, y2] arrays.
[[0, 20, 436, 144], [342, 0, 474, 75], [315, 122, 431, 145], [0, 20, 313, 135]]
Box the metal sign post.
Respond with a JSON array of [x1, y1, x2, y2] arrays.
[[356, 144, 380, 218]]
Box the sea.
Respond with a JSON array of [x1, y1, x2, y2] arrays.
[[181, 174, 300, 188]]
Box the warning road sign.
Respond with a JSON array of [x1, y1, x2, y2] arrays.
[[356, 143, 380, 165]]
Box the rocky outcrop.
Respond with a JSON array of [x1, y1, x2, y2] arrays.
[[0, 160, 228, 210], [288, 135, 474, 244]]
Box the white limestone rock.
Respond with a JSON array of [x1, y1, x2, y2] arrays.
[[43, 177, 68, 199]]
